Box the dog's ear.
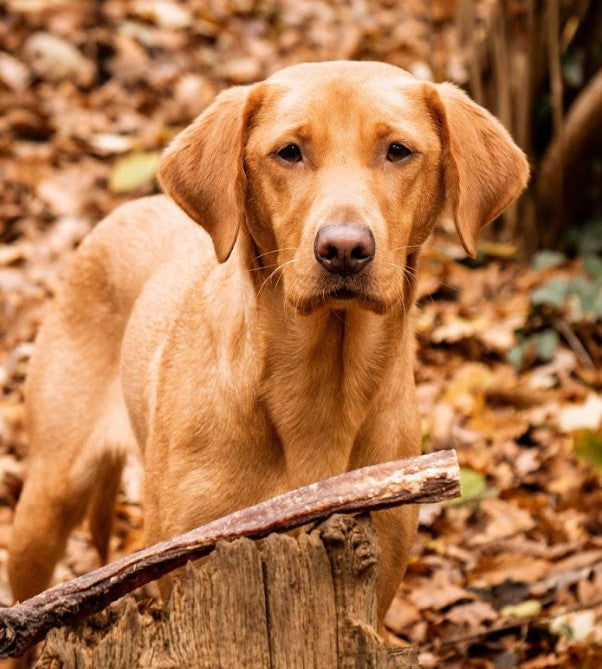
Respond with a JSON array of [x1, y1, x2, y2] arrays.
[[428, 83, 530, 257], [158, 85, 259, 262]]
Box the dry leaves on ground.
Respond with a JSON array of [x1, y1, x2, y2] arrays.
[[1, 2, 601, 668]]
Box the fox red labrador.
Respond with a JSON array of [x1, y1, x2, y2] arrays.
[[9, 61, 528, 621]]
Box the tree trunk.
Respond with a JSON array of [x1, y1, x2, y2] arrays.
[[34, 515, 419, 669], [536, 68, 602, 247]]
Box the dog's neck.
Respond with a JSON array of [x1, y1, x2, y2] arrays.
[[238, 240, 415, 486]]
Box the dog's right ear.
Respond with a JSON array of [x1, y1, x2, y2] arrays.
[[158, 85, 259, 262]]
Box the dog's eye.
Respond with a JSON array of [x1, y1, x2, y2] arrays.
[[277, 144, 302, 163], [387, 143, 412, 162]]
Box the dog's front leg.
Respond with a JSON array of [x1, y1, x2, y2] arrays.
[[371, 504, 419, 624], [349, 395, 421, 626]]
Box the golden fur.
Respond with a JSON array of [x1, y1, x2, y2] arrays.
[[9, 61, 528, 621]]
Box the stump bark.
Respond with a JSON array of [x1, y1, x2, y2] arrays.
[[34, 515, 418, 668]]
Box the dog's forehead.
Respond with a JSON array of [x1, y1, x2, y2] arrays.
[[257, 62, 430, 143], [266, 60, 415, 85], [266, 61, 419, 110]]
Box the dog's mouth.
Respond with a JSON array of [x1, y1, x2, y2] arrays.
[[328, 288, 358, 301], [291, 286, 388, 315]]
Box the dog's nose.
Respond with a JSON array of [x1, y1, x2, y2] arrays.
[[314, 223, 375, 276]]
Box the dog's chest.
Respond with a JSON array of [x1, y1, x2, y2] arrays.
[[255, 316, 395, 484]]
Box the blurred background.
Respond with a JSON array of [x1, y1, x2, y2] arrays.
[[0, 1, 601, 667]]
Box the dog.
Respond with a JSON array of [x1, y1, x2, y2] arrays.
[[9, 61, 528, 622]]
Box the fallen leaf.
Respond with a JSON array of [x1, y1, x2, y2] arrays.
[[132, 0, 192, 30], [89, 133, 137, 155], [443, 362, 493, 412], [445, 600, 498, 631], [0, 51, 30, 91], [470, 553, 549, 588], [385, 595, 421, 633], [573, 430, 602, 471], [549, 611, 600, 643], [471, 498, 536, 545], [559, 394, 602, 432], [23, 32, 95, 85], [478, 240, 518, 259], [532, 250, 565, 271], [501, 599, 542, 618], [108, 152, 161, 193], [448, 468, 489, 505], [407, 569, 475, 610], [431, 315, 486, 344]]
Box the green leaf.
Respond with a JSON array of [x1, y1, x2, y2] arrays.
[[583, 254, 602, 282], [567, 276, 596, 300], [531, 278, 569, 308], [448, 468, 488, 505], [502, 599, 542, 618], [532, 250, 564, 271], [109, 151, 161, 193], [573, 430, 602, 471], [534, 329, 559, 362], [580, 220, 602, 253], [566, 277, 602, 319], [564, 218, 602, 254], [507, 338, 528, 369]]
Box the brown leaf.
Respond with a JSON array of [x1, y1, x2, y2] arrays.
[[385, 595, 421, 634], [445, 600, 498, 632], [469, 553, 550, 588], [407, 570, 475, 610], [470, 498, 536, 545]]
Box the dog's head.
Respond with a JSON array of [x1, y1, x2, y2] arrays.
[[159, 61, 529, 315]]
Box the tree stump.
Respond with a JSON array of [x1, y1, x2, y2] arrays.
[[34, 515, 418, 668]]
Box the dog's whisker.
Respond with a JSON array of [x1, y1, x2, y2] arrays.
[[248, 263, 279, 273], [253, 247, 298, 262], [248, 262, 284, 274], [387, 261, 407, 272], [389, 243, 426, 254], [387, 252, 463, 296], [257, 259, 298, 298]]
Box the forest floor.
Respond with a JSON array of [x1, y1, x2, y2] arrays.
[[1, 1, 601, 667]]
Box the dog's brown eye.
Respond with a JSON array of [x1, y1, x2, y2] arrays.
[[277, 144, 302, 163], [387, 143, 412, 162]]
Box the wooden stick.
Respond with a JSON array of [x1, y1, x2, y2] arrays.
[[0, 449, 460, 658]]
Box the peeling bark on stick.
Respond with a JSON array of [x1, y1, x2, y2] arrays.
[[0, 449, 460, 658]]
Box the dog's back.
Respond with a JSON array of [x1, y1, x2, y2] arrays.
[[10, 195, 210, 601]]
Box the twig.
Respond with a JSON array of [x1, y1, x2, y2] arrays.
[[555, 318, 595, 370], [420, 597, 602, 651], [0, 449, 460, 658], [421, 618, 528, 650]]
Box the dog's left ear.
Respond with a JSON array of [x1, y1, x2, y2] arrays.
[[428, 83, 530, 257], [158, 84, 260, 262]]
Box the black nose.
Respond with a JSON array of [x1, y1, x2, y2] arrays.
[[314, 223, 375, 276]]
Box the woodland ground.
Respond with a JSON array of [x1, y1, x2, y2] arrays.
[[1, 1, 601, 667]]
